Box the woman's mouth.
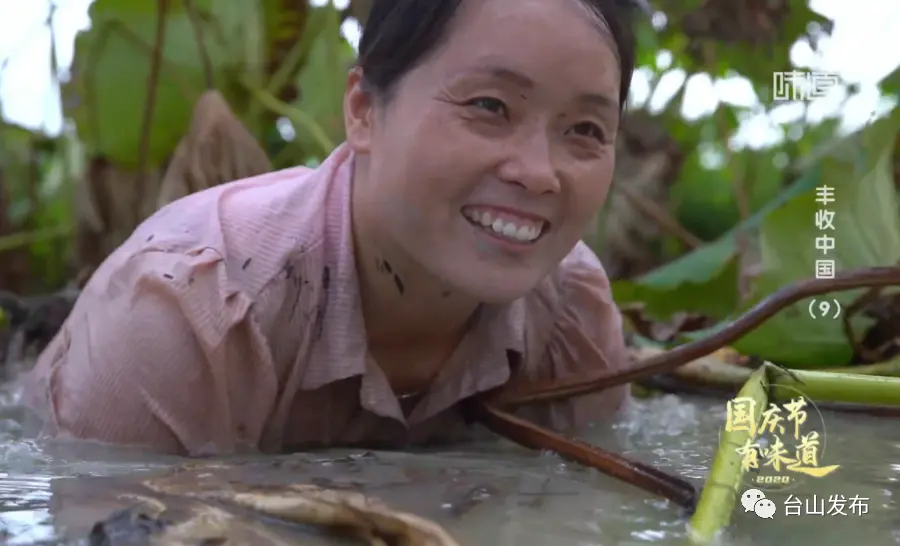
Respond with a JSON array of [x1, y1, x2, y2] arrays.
[[461, 206, 548, 244]]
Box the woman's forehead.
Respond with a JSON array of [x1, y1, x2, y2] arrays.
[[444, 0, 614, 50], [419, 0, 620, 97]]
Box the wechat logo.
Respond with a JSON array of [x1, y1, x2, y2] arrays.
[[741, 489, 777, 519]]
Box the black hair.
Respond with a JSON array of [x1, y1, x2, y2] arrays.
[[357, 0, 636, 112]]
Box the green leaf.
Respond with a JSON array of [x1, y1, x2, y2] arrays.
[[290, 5, 356, 158], [634, 22, 660, 69], [612, 163, 824, 320], [730, 113, 900, 367], [0, 123, 37, 224], [673, 146, 788, 242], [879, 66, 900, 97], [64, 0, 263, 168], [614, 238, 739, 318]]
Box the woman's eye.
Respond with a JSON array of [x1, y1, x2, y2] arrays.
[[466, 97, 508, 116], [568, 122, 606, 142]]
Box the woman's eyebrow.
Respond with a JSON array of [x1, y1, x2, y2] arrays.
[[449, 63, 618, 112], [576, 92, 619, 115], [447, 62, 535, 89]]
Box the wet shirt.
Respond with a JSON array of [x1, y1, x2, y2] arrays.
[[23, 144, 631, 456]]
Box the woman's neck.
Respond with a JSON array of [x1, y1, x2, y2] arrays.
[[353, 215, 479, 347], [350, 165, 480, 390]]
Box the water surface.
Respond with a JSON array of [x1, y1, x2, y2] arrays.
[[0, 372, 898, 545]]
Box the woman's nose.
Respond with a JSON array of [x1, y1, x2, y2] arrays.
[[499, 132, 561, 195]]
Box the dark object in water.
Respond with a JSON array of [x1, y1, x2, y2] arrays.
[[75, 474, 461, 545], [88, 507, 171, 546], [468, 399, 698, 512]]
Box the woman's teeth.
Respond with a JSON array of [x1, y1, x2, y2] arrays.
[[462, 208, 544, 243]]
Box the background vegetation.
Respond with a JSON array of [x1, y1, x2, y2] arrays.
[[1, 0, 898, 369]]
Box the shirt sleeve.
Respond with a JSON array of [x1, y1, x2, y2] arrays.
[[521, 244, 631, 431], [24, 247, 279, 456]]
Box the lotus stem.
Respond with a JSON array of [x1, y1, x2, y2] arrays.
[[766, 366, 900, 406], [667, 350, 900, 391], [689, 366, 768, 543], [689, 362, 900, 543], [826, 355, 900, 376]]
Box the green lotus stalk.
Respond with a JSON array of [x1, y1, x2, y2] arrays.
[[689, 366, 768, 544], [689, 363, 900, 543], [671, 354, 900, 391], [767, 367, 900, 406], [829, 355, 900, 376]]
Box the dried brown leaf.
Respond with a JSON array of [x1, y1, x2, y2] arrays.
[[157, 90, 272, 208]]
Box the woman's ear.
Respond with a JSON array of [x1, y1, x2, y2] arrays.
[[344, 66, 374, 153]]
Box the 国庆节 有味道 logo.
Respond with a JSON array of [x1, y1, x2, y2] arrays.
[[725, 386, 840, 491]]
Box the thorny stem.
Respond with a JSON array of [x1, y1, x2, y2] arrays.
[[616, 183, 703, 248], [242, 77, 334, 155], [476, 266, 900, 508], [183, 0, 214, 89], [136, 0, 169, 217], [266, 7, 317, 100], [473, 401, 698, 510], [496, 266, 900, 406]]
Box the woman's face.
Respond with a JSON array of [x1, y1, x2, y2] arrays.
[[346, 0, 622, 302]]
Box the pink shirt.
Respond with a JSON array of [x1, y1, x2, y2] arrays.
[[24, 144, 630, 456]]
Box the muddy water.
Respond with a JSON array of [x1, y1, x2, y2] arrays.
[[0, 372, 899, 546]]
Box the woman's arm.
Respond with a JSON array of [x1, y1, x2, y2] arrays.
[[521, 242, 631, 430], [25, 247, 279, 455]]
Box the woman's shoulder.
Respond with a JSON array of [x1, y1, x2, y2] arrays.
[[522, 240, 624, 361], [515, 242, 630, 428], [519, 241, 621, 365], [102, 164, 333, 298], [557, 240, 612, 288], [87, 147, 356, 338], [533, 240, 615, 309]]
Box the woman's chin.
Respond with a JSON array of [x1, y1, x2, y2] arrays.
[[442, 268, 544, 304]]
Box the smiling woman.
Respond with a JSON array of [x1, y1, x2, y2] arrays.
[[23, 0, 638, 456]]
